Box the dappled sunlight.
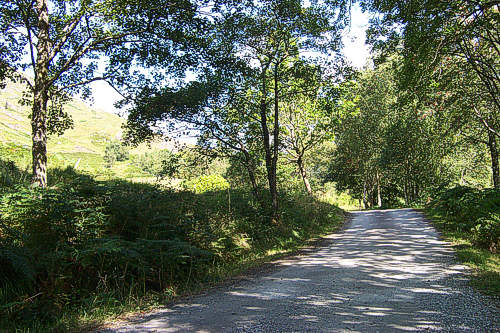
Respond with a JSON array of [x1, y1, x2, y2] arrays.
[[100, 209, 499, 332]]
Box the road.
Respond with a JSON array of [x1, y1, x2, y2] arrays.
[[100, 209, 499, 332]]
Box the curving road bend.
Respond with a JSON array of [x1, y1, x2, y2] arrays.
[[100, 209, 499, 332]]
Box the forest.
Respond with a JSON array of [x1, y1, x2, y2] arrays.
[[0, 0, 499, 331]]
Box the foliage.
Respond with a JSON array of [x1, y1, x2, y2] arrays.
[[281, 80, 342, 194], [184, 174, 230, 194], [0, 164, 344, 331], [0, 0, 208, 186], [427, 186, 500, 252], [2, 0, 499, 330], [325, 55, 493, 207], [103, 141, 129, 168], [363, 0, 500, 188], [425, 186, 500, 295], [124, 0, 353, 220], [318, 182, 359, 211], [0, 158, 29, 188], [136, 149, 180, 181]]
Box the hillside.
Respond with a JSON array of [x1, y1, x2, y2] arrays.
[[0, 79, 167, 178]]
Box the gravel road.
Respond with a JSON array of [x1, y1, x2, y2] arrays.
[[99, 209, 499, 332]]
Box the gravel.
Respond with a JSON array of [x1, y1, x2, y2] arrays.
[[97, 208, 500, 332]]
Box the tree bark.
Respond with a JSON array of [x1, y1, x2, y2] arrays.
[[258, 63, 279, 223], [297, 155, 312, 195], [270, 62, 280, 222], [488, 130, 500, 188], [403, 182, 409, 206], [362, 178, 368, 209], [32, 0, 50, 187], [376, 170, 382, 207], [244, 157, 261, 203]]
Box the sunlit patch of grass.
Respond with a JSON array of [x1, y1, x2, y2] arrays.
[[455, 246, 500, 295], [318, 182, 358, 211], [266, 248, 288, 256], [424, 210, 500, 296]]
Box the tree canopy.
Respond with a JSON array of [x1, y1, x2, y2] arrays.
[[0, 0, 208, 186]]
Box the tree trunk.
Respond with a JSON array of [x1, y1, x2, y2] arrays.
[[362, 178, 368, 209], [270, 62, 280, 222], [488, 130, 500, 189], [244, 158, 261, 203], [32, 0, 50, 187], [297, 155, 312, 195], [403, 182, 409, 206], [377, 170, 382, 207], [259, 65, 279, 223]]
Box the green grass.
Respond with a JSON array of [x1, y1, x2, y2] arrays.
[[319, 182, 358, 211], [79, 217, 344, 333], [423, 210, 500, 296], [0, 80, 124, 151]]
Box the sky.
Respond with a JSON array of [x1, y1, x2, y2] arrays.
[[342, 5, 371, 69], [87, 5, 371, 115]]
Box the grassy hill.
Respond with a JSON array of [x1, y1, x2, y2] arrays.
[[0, 79, 166, 179]]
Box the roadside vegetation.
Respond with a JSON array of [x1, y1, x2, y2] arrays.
[[425, 187, 500, 295], [0, 159, 345, 331], [0, 0, 498, 331]]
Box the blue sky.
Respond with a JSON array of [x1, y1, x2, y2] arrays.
[[88, 5, 371, 114]]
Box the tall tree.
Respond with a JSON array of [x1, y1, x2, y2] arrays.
[[0, 0, 204, 186], [125, 0, 351, 222], [328, 63, 395, 207], [363, 0, 500, 187], [281, 77, 340, 195], [327, 57, 452, 206]]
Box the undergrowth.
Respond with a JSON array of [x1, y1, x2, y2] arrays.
[[0, 162, 345, 332], [425, 186, 500, 295]]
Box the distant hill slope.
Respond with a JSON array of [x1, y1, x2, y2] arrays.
[[0, 79, 124, 154], [0, 79, 170, 178]]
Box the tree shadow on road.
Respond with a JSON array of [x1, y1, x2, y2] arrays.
[[99, 209, 500, 332]]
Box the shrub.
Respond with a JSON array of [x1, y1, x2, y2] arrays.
[[184, 174, 230, 193], [103, 141, 129, 168], [0, 159, 29, 188], [427, 186, 500, 252], [0, 168, 343, 330], [472, 213, 500, 253], [137, 150, 180, 181]]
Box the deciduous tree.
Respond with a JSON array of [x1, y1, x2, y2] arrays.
[[0, 0, 204, 186], [125, 0, 352, 222]]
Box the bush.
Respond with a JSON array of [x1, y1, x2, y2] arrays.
[[427, 186, 500, 252], [472, 213, 500, 253], [137, 150, 180, 181], [0, 159, 29, 188], [0, 166, 343, 330], [103, 141, 129, 168], [184, 174, 230, 193]]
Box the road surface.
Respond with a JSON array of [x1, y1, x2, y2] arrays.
[[100, 209, 499, 332]]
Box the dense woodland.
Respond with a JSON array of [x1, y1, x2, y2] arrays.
[[0, 0, 499, 331]]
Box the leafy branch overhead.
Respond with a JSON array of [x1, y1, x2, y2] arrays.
[[125, 0, 353, 219], [0, 0, 209, 186]]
